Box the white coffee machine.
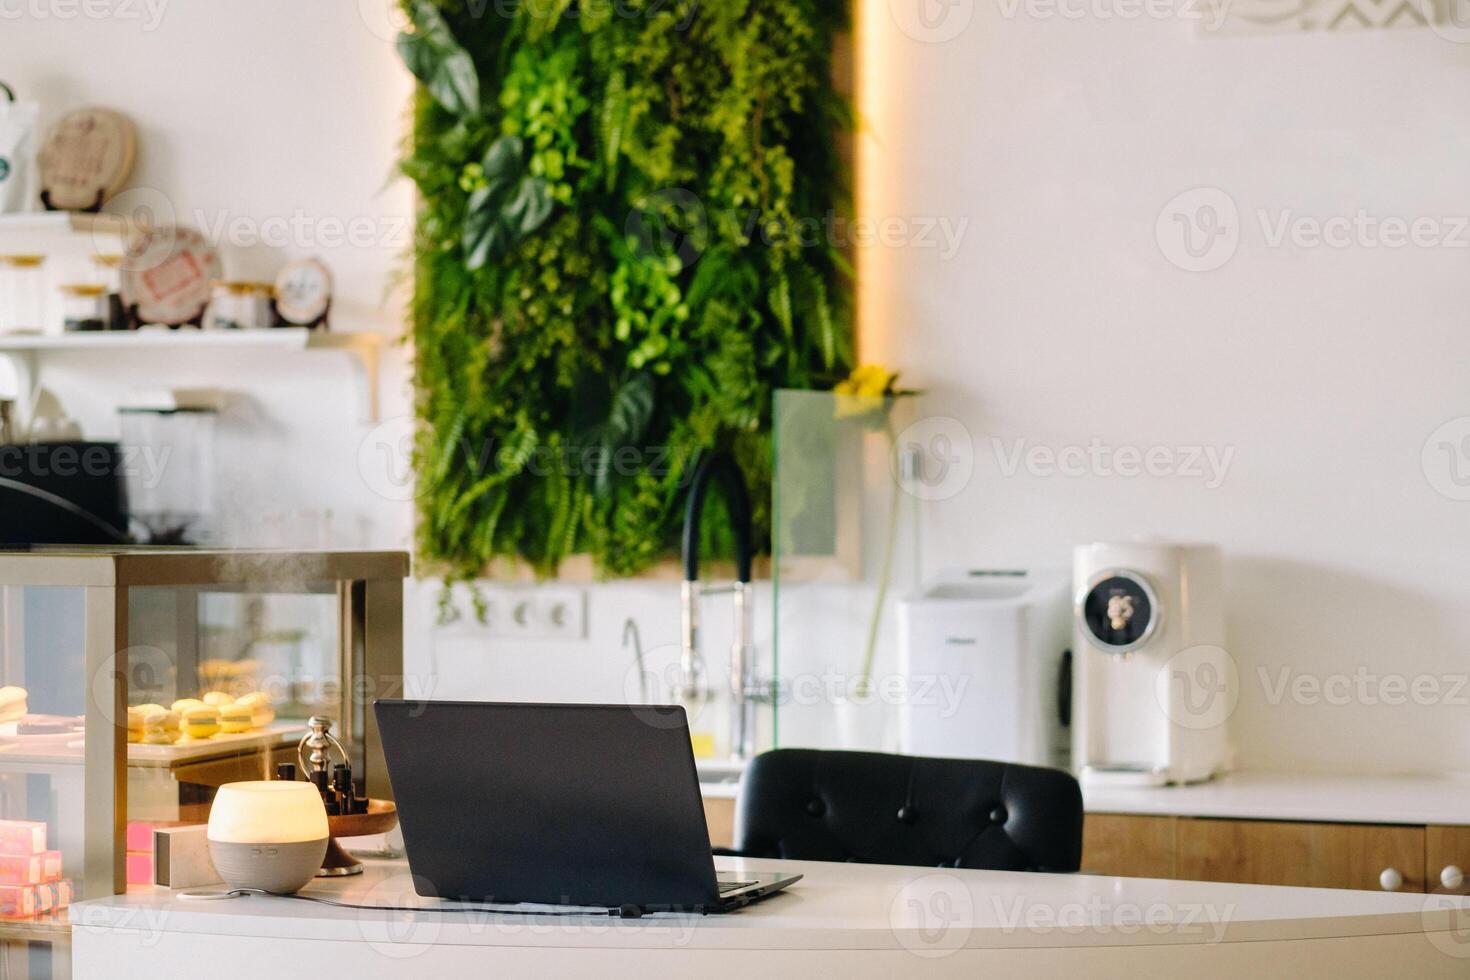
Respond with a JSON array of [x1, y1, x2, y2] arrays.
[[1071, 542, 1232, 787]]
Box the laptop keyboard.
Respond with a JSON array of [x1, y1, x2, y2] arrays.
[[718, 880, 757, 894]]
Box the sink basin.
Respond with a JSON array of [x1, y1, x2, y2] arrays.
[[695, 759, 743, 800]]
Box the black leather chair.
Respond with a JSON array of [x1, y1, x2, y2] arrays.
[[721, 749, 1083, 872]]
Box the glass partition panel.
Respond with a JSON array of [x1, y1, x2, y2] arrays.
[[772, 389, 924, 752]]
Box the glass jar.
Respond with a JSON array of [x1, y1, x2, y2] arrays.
[[0, 254, 49, 335], [93, 253, 127, 330], [59, 283, 110, 332], [204, 281, 273, 331], [118, 407, 218, 545]]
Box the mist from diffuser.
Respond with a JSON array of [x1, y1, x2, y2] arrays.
[[207, 781, 328, 894]]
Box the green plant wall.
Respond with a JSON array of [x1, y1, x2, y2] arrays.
[[400, 0, 852, 579]]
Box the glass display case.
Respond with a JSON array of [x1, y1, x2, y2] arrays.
[[772, 389, 924, 752], [0, 548, 407, 977]]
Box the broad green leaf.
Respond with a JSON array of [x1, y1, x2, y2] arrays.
[[502, 178, 554, 238], [481, 135, 524, 185], [397, 1, 481, 117], [591, 372, 655, 497], [462, 139, 552, 269], [462, 195, 505, 270]]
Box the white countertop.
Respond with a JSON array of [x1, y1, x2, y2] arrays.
[[1084, 769, 1470, 826], [700, 780, 739, 800], [701, 766, 1470, 826], [72, 856, 1470, 952]]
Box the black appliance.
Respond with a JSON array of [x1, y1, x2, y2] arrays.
[[0, 441, 129, 546]]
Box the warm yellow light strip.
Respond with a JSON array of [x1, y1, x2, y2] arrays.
[[854, 0, 894, 369]]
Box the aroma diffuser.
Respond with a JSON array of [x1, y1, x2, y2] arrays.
[[207, 781, 329, 894]]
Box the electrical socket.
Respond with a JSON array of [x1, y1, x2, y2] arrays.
[[431, 583, 588, 641]]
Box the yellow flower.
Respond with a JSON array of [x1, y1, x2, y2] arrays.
[[835, 364, 898, 398], [834, 364, 899, 418]]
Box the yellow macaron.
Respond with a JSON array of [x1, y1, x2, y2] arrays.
[[235, 691, 275, 728], [171, 698, 204, 715], [126, 706, 150, 743], [218, 703, 253, 734], [180, 705, 221, 739], [143, 709, 179, 733], [202, 692, 234, 707]]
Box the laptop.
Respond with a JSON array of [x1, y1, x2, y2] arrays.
[[373, 699, 801, 914]]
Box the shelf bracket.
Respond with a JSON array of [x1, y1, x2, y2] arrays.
[[325, 336, 383, 424], [0, 350, 38, 433]]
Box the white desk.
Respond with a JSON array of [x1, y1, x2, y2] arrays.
[[71, 857, 1470, 978]]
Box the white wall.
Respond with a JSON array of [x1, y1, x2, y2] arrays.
[[3, 0, 416, 549], [859, 3, 1470, 773]]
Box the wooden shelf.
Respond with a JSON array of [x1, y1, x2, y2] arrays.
[[0, 211, 130, 239], [0, 328, 377, 354], [0, 329, 387, 421], [0, 216, 391, 420], [0, 909, 70, 945]]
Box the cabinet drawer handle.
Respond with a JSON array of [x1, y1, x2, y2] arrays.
[[1441, 866, 1465, 890], [1379, 867, 1404, 892]]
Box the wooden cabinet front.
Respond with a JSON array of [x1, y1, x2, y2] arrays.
[[704, 796, 735, 850], [1083, 813, 1176, 879], [1426, 825, 1470, 895], [1176, 818, 1425, 892], [719, 803, 1447, 893]]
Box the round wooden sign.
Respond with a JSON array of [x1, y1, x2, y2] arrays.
[[274, 258, 333, 326], [120, 226, 222, 326], [38, 107, 136, 211]]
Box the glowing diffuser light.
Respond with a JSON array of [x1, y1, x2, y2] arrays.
[[207, 782, 329, 894]]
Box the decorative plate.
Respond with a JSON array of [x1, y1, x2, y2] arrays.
[[37, 107, 136, 210], [273, 258, 333, 326], [120, 226, 222, 326]]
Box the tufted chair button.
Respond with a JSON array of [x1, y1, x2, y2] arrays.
[[806, 799, 825, 817], [989, 806, 1008, 825], [897, 805, 916, 824]]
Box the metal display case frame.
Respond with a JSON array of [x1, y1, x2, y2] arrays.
[[0, 548, 408, 902]]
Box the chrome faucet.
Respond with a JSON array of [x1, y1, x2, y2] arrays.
[[623, 617, 648, 702], [677, 451, 766, 760]]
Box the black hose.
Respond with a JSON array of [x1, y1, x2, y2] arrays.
[[680, 451, 753, 584]]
